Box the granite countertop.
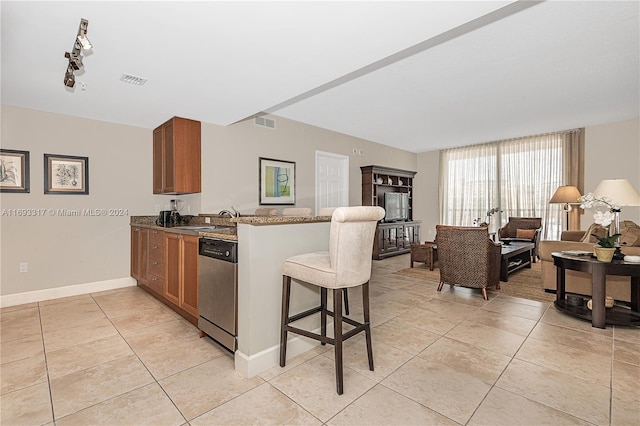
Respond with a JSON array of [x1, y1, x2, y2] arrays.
[[130, 216, 238, 241], [131, 213, 332, 239], [232, 215, 331, 226]]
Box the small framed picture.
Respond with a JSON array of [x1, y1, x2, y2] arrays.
[[259, 157, 295, 205], [0, 149, 30, 193], [44, 154, 89, 195]]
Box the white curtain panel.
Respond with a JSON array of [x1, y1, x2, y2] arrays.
[[440, 130, 579, 240]]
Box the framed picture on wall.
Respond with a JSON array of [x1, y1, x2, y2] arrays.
[[44, 154, 89, 195], [0, 149, 30, 193], [259, 157, 295, 205]]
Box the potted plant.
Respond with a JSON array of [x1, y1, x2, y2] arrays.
[[580, 194, 620, 262], [473, 207, 502, 227]]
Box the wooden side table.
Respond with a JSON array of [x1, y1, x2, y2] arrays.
[[410, 242, 437, 271], [552, 252, 640, 328]]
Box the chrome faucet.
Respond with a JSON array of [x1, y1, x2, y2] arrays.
[[219, 207, 240, 218]]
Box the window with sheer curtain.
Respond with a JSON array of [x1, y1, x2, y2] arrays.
[[439, 129, 584, 240]]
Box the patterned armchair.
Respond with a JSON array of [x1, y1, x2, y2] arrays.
[[498, 217, 542, 261], [435, 225, 501, 300]]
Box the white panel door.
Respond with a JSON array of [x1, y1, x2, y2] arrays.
[[315, 151, 349, 214]]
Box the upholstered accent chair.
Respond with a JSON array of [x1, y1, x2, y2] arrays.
[[282, 207, 313, 216], [280, 206, 385, 394], [435, 225, 502, 300], [498, 217, 543, 261], [254, 207, 279, 216]]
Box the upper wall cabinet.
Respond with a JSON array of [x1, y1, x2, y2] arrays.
[[153, 117, 201, 194]]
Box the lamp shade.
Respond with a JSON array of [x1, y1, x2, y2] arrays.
[[550, 186, 582, 204], [593, 179, 640, 206]]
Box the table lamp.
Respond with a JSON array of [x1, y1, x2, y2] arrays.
[[593, 179, 640, 259], [550, 185, 582, 230]]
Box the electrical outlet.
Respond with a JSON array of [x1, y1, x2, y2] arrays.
[[204, 217, 211, 224], [19, 262, 28, 273]]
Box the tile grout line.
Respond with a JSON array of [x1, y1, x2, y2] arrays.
[[36, 301, 57, 424], [87, 291, 191, 425]]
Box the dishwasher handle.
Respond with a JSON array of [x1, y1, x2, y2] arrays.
[[199, 238, 237, 263]]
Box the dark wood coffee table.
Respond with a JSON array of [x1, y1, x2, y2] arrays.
[[500, 241, 535, 282]]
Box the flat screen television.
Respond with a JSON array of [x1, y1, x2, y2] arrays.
[[384, 192, 409, 222]]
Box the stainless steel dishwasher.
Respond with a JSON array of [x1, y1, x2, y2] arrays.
[[198, 238, 238, 352]]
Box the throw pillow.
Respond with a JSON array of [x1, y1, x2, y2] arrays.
[[619, 221, 640, 247], [580, 223, 608, 243], [516, 228, 536, 240]]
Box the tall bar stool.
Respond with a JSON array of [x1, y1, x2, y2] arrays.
[[280, 206, 385, 394], [316, 207, 351, 313]]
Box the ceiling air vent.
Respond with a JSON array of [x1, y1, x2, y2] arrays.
[[120, 73, 147, 86], [254, 116, 276, 129]]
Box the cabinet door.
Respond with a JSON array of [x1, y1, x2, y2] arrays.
[[165, 233, 181, 306], [401, 223, 420, 248], [131, 227, 141, 279], [180, 235, 199, 318], [163, 120, 175, 193], [152, 127, 164, 194], [131, 227, 149, 285], [140, 228, 149, 285]]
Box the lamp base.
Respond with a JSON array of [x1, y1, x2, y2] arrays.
[[613, 247, 625, 261]]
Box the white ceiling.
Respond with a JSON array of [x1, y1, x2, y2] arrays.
[[2, 1, 638, 153]]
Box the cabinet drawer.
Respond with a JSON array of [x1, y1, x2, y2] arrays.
[[147, 275, 165, 296], [149, 244, 165, 262], [148, 259, 165, 279], [149, 230, 165, 246]]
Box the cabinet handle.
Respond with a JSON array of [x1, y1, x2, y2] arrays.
[[152, 261, 158, 265], [151, 277, 157, 281]]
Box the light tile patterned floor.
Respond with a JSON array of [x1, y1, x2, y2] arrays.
[[1, 254, 639, 425]]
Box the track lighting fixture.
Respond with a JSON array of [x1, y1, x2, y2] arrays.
[[63, 18, 91, 88]]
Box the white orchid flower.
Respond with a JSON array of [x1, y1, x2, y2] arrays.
[[593, 210, 615, 227]]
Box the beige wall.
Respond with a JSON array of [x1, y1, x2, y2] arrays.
[[584, 118, 640, 226], [411, 117, 640, 234], [198, 116, 416, 214], [0, 106, 415, 298]]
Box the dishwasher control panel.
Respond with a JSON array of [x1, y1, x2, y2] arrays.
[[199, 238, 237, 263]]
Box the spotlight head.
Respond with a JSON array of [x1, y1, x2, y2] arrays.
[[66, 52, 83, 70], [64, 71, 75, 88], [77, 18, 92, 50], [77, 34, 92, 50]]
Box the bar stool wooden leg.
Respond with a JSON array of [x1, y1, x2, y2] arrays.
[[279, 276, 291, 367], [362, 282, 374, 371], [343, 288, 350, 315], [333, 288, 344, 395], [320, 287, 327, 345]]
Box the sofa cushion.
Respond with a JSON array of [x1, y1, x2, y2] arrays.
[[580, 223, 607, 243], [516, 228, 536, 239]]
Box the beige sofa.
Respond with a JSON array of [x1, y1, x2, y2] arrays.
[[539, 221, 640, 302]]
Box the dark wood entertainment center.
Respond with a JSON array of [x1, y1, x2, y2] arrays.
[[361, 165, 421, 259]]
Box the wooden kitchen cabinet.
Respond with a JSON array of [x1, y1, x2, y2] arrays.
[[153, 116, 201, 194], [147, 229, 166, 295], [130, 227, 148, 284], [165, 233, 199, 319]]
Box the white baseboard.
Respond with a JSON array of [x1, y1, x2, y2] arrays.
[[235, 336, 320, 378], [235, 333, 321, 378], [0, 277, 136, 308]]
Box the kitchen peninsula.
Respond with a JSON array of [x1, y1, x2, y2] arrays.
[[131, 214, 332, 378], [232, 215, 331, 377]]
